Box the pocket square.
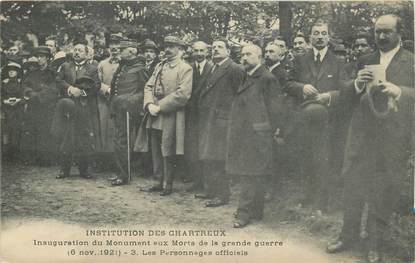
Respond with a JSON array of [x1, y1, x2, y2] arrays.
[[327, 75, 333, 78]]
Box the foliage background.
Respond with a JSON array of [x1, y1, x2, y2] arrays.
[[0, 1, 413, 47]]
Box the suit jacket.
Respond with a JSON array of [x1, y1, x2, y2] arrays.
[[286, 49, 345, 111], [53, 60, 100, 153], [56, 60, 99, 98], [342, 48, 414, 215], [226, 65, 276, 175], [184, 60, 213, 161], [146, 58, 160, 76], [198, 58, 245, 161]]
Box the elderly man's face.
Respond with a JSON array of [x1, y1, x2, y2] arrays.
[[164, 44, 180, 60], [310, 24, 329, 50], [240, 46, 261, 71], [192, 42, 208, 63], [120, 47, 137, 60], [73, 44, 87, 62], [273, 39, 287, 53], [375, 16, 401, 52], [264, 44, 284, 66]]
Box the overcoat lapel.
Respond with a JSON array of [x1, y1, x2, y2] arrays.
[[305, 51, 318, 79], [199, 61, 213, 88], [236, 65, 266, 94], [386, 48, 407, 81], [317, 51, 333, 80], [200, 59, 232, 98]]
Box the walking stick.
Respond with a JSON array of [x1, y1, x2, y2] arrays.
[[126, 111, 131, 183]]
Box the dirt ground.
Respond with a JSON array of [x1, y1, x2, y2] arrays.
[[0, 161, 412, 263]]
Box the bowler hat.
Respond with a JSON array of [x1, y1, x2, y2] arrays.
[[34, 46, 52, 57], [164, 36, 186, 47]]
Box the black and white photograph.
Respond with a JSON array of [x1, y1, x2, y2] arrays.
[[0, 1, 414, 262]]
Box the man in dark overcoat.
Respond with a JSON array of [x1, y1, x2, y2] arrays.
[[21, 46, 59, 165], [52, 41, 100, 179], [197, 39, 245, 207], [109, 39, 148, 186], [264, 42, 292, 197], [184, 41, 213, 193], [226, 44, 282, 228], [286, 20, 346, 211], [327, 15, 414, 263]]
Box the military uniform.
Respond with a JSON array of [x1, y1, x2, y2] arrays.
[[135, 36, 193, 195], [110, 55, 148, 183]]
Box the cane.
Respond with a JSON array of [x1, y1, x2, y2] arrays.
[[126, 111, 131, 183]]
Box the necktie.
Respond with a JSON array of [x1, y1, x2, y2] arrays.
[[315, 52, 321, 63], [197, 63, 201, 74], [314, 52, 322, 72]]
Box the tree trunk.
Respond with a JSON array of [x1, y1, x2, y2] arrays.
[[279, 2, 293, 46]]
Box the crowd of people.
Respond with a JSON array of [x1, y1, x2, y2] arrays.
[[1, 13, 413, 263]]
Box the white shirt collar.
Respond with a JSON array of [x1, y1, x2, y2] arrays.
[[268, 61, 281, 72], [247, 64, 261, 76], [313, 46, 328, 61], [215, 57, 228, 66], [379, 44, 400, 68], [195, 59, 207, 72]]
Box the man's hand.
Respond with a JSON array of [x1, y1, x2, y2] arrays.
[[68, 86, 82, 98], [148, 104, 160, 116], [379, 82, 401, 99], [356, 68, 374, 89], [315, 92, 331, 105], [100, 84, 110, 96], [303, 84, 319, 97]]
